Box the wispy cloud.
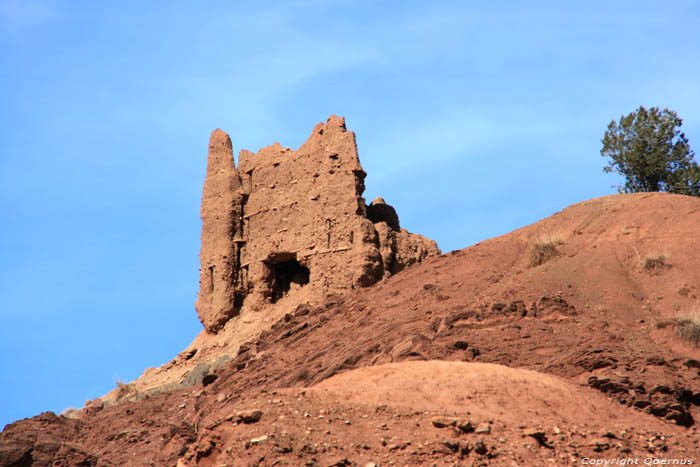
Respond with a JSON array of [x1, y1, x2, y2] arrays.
[[360, 105, 590, 183], [0, 0, 58, 35]]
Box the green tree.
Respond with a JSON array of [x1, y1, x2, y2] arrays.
[[601, 106, 699, 196]]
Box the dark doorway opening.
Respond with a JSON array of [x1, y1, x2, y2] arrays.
[[264, 254, 310, 303]]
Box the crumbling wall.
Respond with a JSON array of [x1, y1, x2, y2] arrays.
[[195, 130, 245, 332], [196, 116, 440, 333]]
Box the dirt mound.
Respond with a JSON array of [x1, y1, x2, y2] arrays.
[[307, 360, 674, 429], [1, 361, 694, 466], [3, 178, 700, 464]]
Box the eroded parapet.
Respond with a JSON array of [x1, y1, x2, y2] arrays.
[[195, 129, 245, 332], [196, 116, 441, 333], [369, 197, 439, 276]]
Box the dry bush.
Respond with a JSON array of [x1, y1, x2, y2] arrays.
[[677, 312, 700, 345], [529, 235, 563, 268], [643, 254, 670, 275], [116, 381, 135, 401], [654, 319, 676, 329]]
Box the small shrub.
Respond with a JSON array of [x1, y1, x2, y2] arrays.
[[677, 313, 700, 345], [529, 236, 562, 268], [643, 254, 670, 275], [654, 319, 676, 329], [116, 381, 135, 401]]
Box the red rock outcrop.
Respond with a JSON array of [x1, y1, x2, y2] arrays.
[[196, 116, 440, 333]]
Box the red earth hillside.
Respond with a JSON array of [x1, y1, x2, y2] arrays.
[[2, 166, 700, 466]]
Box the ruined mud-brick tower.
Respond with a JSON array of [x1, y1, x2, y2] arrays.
[[195, 116, 440, 333]]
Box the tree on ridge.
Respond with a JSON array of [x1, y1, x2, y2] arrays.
[[601, 106, 699, 196]]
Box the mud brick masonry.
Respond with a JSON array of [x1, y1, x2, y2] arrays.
[[195, 116, 440, 333]]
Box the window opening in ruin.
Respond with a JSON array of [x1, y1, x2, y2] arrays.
[[264, 254, 310, 303], [209, 266, 215, 292]]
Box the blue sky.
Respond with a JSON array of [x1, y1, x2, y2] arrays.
[[1, 1, 699, 428]]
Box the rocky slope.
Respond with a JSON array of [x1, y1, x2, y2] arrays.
[[2, 119, 700, 466]]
